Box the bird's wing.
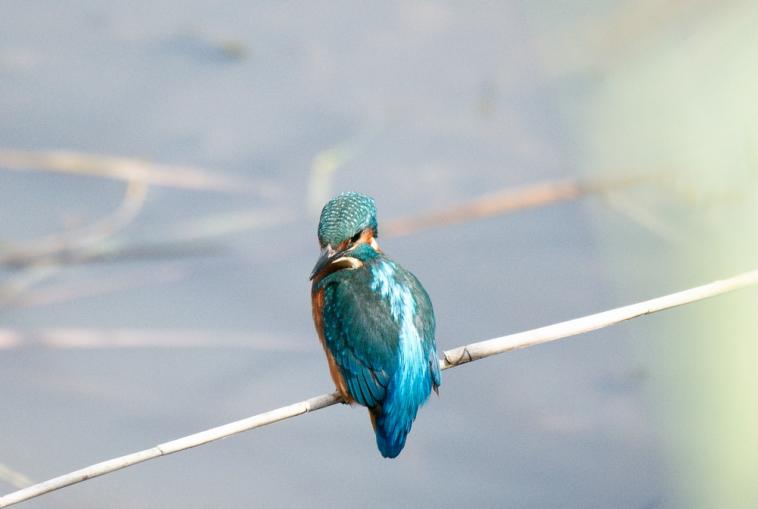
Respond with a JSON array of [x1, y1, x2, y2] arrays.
[[319, 271, 400, 408], [405, 270, 442, 390]]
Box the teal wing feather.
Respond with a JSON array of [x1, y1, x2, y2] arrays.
[[407, 270, 441, 390], [318, 268, 400, 407], [366, 261, 440, 457]]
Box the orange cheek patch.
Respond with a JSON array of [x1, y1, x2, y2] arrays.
[[358, 229, 373, 244], [361, 229, 381, 252]]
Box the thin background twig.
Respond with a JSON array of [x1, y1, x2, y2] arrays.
[[382, 174, 654, 237], [0, 149, 273, 195], [0, 180, 149, 267]]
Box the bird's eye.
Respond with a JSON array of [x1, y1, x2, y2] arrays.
[[350, 231, 362, 243]]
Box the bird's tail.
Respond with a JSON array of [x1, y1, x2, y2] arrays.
[[369, 406, 413, 459]]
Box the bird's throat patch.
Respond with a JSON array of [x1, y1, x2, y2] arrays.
[[331, 256, 363, 271]]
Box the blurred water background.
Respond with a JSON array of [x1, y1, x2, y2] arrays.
[[1, 1, 757, 508]]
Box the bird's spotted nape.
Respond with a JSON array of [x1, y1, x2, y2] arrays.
[[310, 192, 440, 458]]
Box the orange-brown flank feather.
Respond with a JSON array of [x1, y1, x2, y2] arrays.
[[311, 286, 353, 403]]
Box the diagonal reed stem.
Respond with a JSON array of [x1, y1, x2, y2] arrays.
[[1, 268, 757, 507]]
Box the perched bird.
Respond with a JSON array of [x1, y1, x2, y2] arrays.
[[310, 192, 441, 458]]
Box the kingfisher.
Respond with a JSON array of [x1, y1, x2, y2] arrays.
[[310, 192, 441, 458]]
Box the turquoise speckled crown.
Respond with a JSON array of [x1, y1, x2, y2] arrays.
[[317, 192, 378, 247]]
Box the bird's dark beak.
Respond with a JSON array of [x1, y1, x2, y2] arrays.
[[310, 245, 338, 280], [310, 244, 363, 280]]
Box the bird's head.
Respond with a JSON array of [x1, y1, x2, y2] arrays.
[[310, 191, 380, 281]]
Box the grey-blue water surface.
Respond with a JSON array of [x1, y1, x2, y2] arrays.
[[1, 1, 730, 508]]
